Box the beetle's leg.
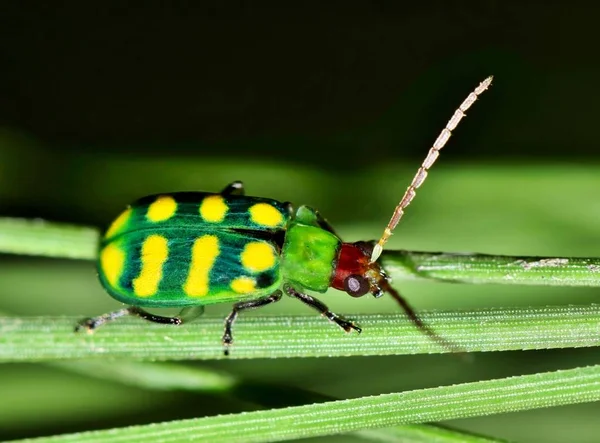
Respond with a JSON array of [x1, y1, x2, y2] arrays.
[[221, 181, 244, 196], [223, 290, 282, 356], [313, 210, 340, 237], [294, 205, 340, 236], [284, 284, 361, 333], [75, 306, 183, 332]]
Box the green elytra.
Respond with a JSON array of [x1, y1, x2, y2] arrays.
[[97, 189, 340, 306], [77, 76, 493, 355]]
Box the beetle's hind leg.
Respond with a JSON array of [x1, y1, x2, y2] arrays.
[[223, 290, 282, 356], [75, 306, 204, 332], [284, 284, 361, 333], [75, 307, 181, 332], [221, 181, 244, 196]]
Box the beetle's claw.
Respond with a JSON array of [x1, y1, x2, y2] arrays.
[[74, 318, 97, 333], [338, 318, 361, 334], [222, 334, 233, 356]]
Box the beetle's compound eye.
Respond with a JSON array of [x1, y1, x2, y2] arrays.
[[344, 274, 370, 297]]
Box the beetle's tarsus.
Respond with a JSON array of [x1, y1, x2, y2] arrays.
[[74, 318, 97, 333], [343, 321, 362, 334], [223, 338, 232, 356], [331, 316, 362, 334]]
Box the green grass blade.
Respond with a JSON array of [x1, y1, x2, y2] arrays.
[[50, 361, 507, 442], [0, 218, 98, 260], [3, 305, 600, 361], [49, 361, 238, 392], [16, 364, 600, 443], [355, 424, 512, 443], [383, 251, 600, 286]]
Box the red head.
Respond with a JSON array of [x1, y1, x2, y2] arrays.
[[331, 241, 387, 298]]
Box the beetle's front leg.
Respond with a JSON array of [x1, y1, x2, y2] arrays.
[[284, 284, 361, 333]]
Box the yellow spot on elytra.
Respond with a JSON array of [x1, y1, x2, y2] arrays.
[[200, 195, 228, 223], [241, 242, 276, 272], [147, 196, 177, 222], [100, 244, 125, 287], [249, 203, 283, 227], [105, 208, 132, 239], [132, 235, 169, 297], [184, 235, 220, 297], [231, 276, 256, 294]]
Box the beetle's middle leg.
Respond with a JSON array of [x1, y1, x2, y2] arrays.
[[223, 290, 282, 356], [284, 284, 361, 333]]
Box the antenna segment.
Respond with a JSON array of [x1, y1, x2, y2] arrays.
[[370, 76, 493, 263]]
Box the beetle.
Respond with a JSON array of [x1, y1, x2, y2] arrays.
[[77, 76, 493, 355]]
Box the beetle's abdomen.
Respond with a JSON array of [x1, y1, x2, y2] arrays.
[[97, 192, 289, 307]]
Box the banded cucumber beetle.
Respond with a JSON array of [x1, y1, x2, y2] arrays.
[[77, 76, 493, 355]]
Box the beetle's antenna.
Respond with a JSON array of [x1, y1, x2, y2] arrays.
[[383, 281, 468, 356], [370, 76, 493, 263]]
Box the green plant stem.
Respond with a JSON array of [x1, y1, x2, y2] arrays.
[[49, 361, 238, 392], [49, 360, 508, 443], [1, 217, 599, 286], [0, 218, 98, 260], [3, 305, 600, 361], [17, 364, 600, 443], [354, 425, 511, 443], [382, 251, 600, 286]]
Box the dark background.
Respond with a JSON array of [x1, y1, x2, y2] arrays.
[[2, 3, 597, 163], [2, 2, 600, 442]]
